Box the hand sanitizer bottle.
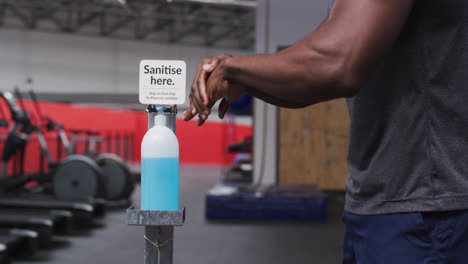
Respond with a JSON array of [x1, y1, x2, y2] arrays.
[[141, 114, 179, 211]]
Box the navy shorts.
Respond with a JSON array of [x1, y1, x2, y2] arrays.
[[342, 210, 468, 264]]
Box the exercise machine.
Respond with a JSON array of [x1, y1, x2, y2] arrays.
[[0, 89, 107, 201], [28, 88, 134, 201], [69, 129, 134, 201], [0, 91, 100, 229], [224, 136, 253, 183]]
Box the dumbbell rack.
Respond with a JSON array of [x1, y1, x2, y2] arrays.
[[127, 105, 185, 264]]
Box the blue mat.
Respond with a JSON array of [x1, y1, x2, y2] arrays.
[[205, 183, 327, 221]]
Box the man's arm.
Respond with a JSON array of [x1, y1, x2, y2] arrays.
[[184, 17, 330, 122], [219, 0, 414, 106], [236, 16, 332, 110], [185, 0, 415, 122], [185, 17, 330, 121]]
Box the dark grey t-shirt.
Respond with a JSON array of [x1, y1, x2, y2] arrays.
[[345, 0, 468, 215]]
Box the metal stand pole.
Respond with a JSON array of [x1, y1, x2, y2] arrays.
[[127, 105, 184, 264], [144, 226, 174, 263]]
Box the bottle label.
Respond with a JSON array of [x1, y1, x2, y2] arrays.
[[139, 60, 186, 105]]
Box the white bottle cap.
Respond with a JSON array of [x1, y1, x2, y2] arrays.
[[154, 114, 167, 126]]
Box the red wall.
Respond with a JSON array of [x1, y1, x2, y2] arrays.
[[0, 99, 252, 175]]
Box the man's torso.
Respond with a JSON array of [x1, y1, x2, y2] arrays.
[[345, 0, 468, 215]]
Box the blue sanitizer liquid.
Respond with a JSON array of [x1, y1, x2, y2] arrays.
[[141, 157, 179, 211]]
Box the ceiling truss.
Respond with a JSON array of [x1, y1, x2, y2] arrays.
[[0, 0, 255, 50]]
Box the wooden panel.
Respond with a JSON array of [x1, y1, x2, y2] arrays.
[[278, 99, 350, 190]]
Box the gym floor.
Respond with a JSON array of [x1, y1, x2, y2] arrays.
[[16, 165, 346, 264]]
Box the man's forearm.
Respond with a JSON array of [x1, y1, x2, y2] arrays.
[[233, 17, 334, 108], [222, 17, 332, 109], [245, 86, 308, 109], [220, 40, 352, 108]]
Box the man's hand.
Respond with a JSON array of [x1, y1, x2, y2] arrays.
[[205, 61, 245, 120], [183, 57, 218, 123], [183, 53, 243, 126]]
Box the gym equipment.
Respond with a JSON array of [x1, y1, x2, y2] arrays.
[[69, 129, 134, 201], [0, 235, 23, 260], [0, 228, 39, 259], [206, 114, 328, 220], [0, 243, 10, 264], [227, 136, 252, 153], [0, 89, 107, 201], [205, 183, 328, 220], [0, 213, 54, 247], [28, 89, 134, 201], [0, 92, 31, 179], [0, 198, 94, 229], [0, 90, 102, 229], [0, 208, 71, 234], [223, 136, 253, 183], [0, 110, 101, 221]]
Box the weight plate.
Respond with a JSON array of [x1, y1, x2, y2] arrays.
[[96, 153, 134, 201], [53, 155, 106, 201]]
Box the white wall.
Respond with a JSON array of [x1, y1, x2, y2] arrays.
[[0, 28, 252, 104], [253, 0, 331, 185], [268, 0, 330, 52]]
